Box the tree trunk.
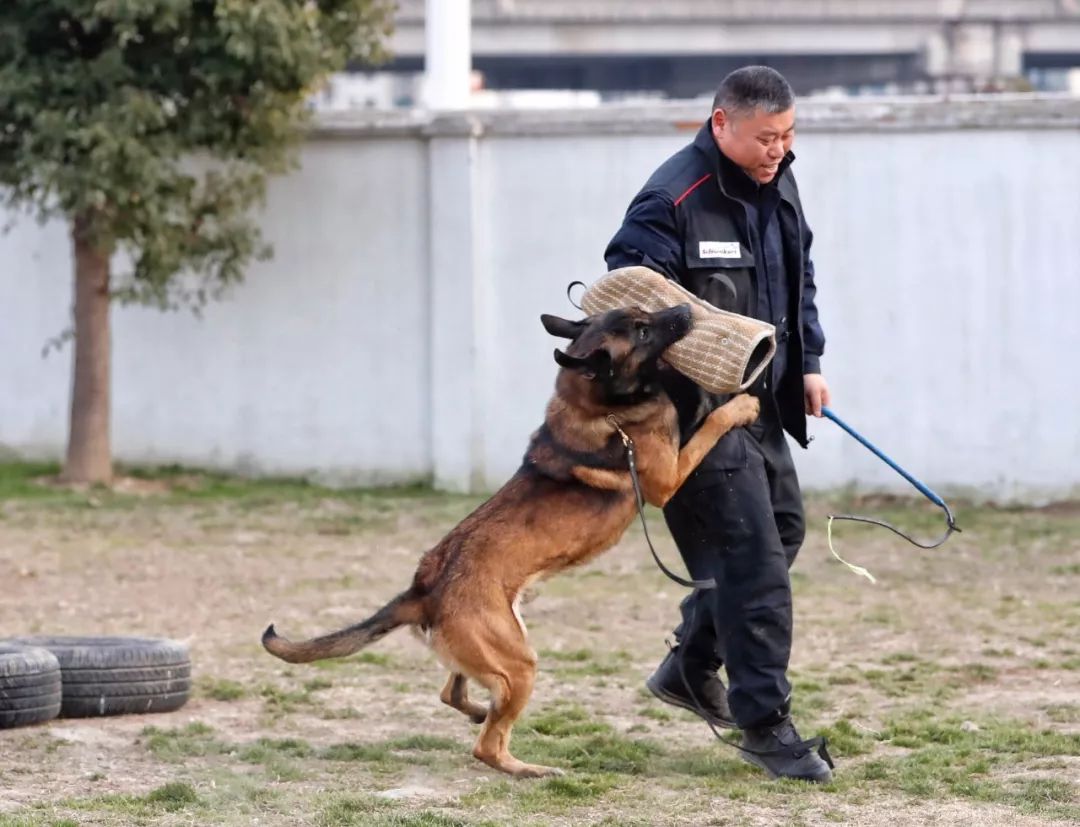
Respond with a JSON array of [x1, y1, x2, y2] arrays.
[[61, 213, 113, 485]]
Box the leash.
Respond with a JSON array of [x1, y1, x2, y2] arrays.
[[607, 413, 833, 770], [821, 406, 961, 582], [566, 280, 586, 311], [607, 415, 715, 590], [669, 631, 834, 771]]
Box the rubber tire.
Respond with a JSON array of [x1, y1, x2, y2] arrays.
[[1, 679, 63, 699], [0, 705, 64, 729], [60, 690, 190, 718], [63, 678, 192, 698], [1, 690, 62, 711], [0, 645, 62, 729], [0, 644, 59, 678], [0, 670, 64, 691], [3, 636, 191, 719], [54, 664, 192, 684]]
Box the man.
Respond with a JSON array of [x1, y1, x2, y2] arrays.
[[604, 66, 833, 783]]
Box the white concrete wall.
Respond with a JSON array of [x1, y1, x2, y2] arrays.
[[2, 137, 432, 485], [2, 97, 1078, 500]]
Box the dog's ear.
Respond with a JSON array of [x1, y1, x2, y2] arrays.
[[541, 314, 586, 340], [554, 348, 612, 378]]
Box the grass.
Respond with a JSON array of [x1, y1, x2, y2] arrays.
[[3, 463, 1080, 826], [814, 658, 1012, 704], [539, 648, 634, 679], [65, 781, 200, 817], [198, 676, 247, 701], [0, 461, 463, 511], [259, 682, 318, 714], [1044, 704, 1080, 724], [464, 774, 620, 812], [809, 710, 1080, 819], [318, 796, 497, 827], [315, 735, 461, 766], [0, 462, 79, 502], [639, 706, 673, 722], [138, 723, 463, 777], [386, 735, 461, 752], [880, 712, 1080, 756], [1050, 563, 1080, 575], [141, 722, 226, 761], [238, 737, 314, 763], [470, 704, 1078, 819]]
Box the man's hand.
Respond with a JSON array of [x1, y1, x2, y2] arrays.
[[804, 373, 831, 418]]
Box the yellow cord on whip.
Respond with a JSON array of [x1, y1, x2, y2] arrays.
[[826, 515, 877, 584]]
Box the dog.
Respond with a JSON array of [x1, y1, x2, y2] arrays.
[[262, 303, 760, 778]]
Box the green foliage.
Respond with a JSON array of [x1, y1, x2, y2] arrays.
[[0, 0, 393, 310]]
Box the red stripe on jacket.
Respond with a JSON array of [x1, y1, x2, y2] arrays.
[[673, 173, 712, 206]]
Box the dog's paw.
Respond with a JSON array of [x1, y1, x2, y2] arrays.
[[726, 393, 761, 427], [512, 763, 566, 779]]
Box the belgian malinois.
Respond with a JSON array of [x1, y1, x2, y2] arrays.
[[262, 303, 760, 778]]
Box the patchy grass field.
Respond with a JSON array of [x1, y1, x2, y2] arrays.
[[0, 462, 1078, 826]]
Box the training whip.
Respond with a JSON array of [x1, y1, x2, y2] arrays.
[[820, 406, 961, 582]]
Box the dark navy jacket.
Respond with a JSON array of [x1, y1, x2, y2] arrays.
[[604, 122, 825, 448]]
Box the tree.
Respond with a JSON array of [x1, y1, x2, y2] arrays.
[[0, 0, 392, 483]]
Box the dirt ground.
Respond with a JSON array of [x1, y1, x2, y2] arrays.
[[0, 475, 1078, 826]]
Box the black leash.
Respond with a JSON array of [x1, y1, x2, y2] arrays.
[[608, 413, 834, 771], [566, 280, 586, 311], [669, 613, 834, 772], [607, 414, 715, 590]]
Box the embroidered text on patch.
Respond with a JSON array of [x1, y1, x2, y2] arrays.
[[699, 241, 741, 259]]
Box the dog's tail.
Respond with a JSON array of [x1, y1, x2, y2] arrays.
[[261, 590, 423, 664]]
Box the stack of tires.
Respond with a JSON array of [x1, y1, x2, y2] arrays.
[[0, 645, 62, 729], [0, 637, 190, 729]]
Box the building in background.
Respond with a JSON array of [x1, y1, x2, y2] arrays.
[[317, 0, 1080, 109]]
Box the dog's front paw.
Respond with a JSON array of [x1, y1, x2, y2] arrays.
[[725, 394, 760, 428]]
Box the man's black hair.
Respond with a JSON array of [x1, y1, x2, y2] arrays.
[[712, 66, 794, 116]]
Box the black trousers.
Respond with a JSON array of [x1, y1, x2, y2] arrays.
[[663, 401, 804, 728]]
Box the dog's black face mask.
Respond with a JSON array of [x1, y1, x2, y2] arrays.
[[541, 304, 692, 406]]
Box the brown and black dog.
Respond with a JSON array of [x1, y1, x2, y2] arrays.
[[262, 303, 759, 778]]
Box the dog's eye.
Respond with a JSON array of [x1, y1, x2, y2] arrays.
[[637, 326, 650, 341]]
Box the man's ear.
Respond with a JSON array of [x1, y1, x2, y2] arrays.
[[541, 314, 586, 340], [711, 107, 729, 142], [554, 348, 612, 378]]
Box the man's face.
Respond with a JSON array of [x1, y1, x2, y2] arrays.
[[711, 106, 795, 184]]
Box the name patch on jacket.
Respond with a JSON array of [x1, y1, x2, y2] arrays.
[[698, 241, 741, 259]]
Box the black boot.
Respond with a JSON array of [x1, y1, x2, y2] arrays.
[[740, 715, 834, 783], [645, 647, 736, 729]]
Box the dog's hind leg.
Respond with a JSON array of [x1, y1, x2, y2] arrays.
[[440, 673, 487, 724], [438, 611, 562, 778], [472, 655, 558, 778]]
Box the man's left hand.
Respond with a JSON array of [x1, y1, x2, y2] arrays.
[[804, 373, 831, 418]]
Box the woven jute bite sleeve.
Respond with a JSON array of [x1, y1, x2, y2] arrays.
[[580, 266, 777, 394]]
